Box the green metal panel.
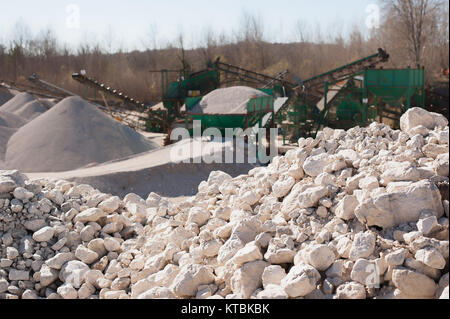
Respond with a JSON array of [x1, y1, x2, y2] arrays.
[[337, 96, 361, 121], [184, 97, 203, 111], [364, 68, 425, 107], [258, 88, 274, 95], [247, 96, 274, 113], [187, 114, 248, 134]]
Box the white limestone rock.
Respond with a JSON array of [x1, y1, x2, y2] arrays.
[[230, 260, 269, 298], [98, 196, 121, 213], [335, 195, 358, 220], [171, 264, 215, 298], [272, 174, 296, 198], [349, 232, 376, 261], [400, 107, 448, 134], [302, 244, 336, 271], [303, 153, 331, 177], [74, 208, 109, 223], [262, 265, 287, 288], [415, 247, 446, 270], [281, 263, 321, 297], [392, 268, 437, 298], [59, 260, 90, 289], [355, 180, 443, 229], [335, 282, 366, 299], [232, 242, 263, 266]]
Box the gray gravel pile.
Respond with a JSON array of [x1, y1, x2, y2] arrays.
[[189, 86, 268, 114], [5, 96, 159, 172]]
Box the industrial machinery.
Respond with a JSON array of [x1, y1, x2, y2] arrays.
[[276, 49, 392, 141], [150, 57, 291, 121], [28, 74, 78, 98], [69, 47, 430, 147], [183, 49, 393, 140]]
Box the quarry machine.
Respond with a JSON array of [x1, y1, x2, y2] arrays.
[[71, 71, 169, 132], [183, 49, 394, 139], [70, 48, 427, 146], [150, 57, 292, 120], [276, 49, 426, 142]]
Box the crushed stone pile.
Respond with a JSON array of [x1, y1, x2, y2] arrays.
[[0, 93, 39, 169], [0, 107, 449, 300], [0, 111, 26, 166], [0, 88, 13, 106], [188, 86, 268, 114], [0, 111, 27, 129], [0, 127, 16, 163], [0, 92, 35, 113], [5, 96, 159, 173], [12, 100, 47, 120]]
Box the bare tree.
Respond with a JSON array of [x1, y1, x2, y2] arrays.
[[200, 26, 216, 64], [294, 20, 312, 43], [382, 0, 444, 67]]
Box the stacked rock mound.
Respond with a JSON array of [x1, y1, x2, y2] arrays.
[[188, 86, 268, 114], [0, 107, 449, 299], [5, 96, 158, 172]]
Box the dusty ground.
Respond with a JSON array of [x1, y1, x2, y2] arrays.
[[26, 138, 256, 198]]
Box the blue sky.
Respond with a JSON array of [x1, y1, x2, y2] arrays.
[[0, 0, 379, 51]]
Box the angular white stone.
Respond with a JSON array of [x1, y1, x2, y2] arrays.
[[75, 245, 99, 264], [417, 216, 438, 235], [59, 260, 90, 288], [349, 232, 376, 261], [171, 264, 215, 298], [335, 195, 358, 220], [400, 107, 448, 134], [230, 260, 268, 299], [262, 265, 287, 288], [303, 244, 336, 271], [272, 174, 296, 198], [74, 208, 108, 223], [98, 196, 121, 213], [281, 263, 320, 297], [335, 282, 366, 299], [355, 180, 443, 229], [392, 268, 437, 298], [415, 247, 446, 270], [232, 242, 263, 266]]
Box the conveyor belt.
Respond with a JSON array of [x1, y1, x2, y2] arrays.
[[71, 71, 168, 131], [72, 72, 146, 110], [264, 49, 389, 129]]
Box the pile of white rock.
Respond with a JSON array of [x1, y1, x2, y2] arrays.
[[0, 107, 448, 299]]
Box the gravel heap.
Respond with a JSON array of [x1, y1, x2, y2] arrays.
[[0, 88, 13, 106], [0, 107, 448, 299], [12, 100, 46, 120], [188, 86, 268, 114], [5, 96, 159, 172], [0, 92, 35, 113]]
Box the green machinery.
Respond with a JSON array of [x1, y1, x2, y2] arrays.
[[71, 48, 426, 143], [151, 57, 292, 135], [152, 57, 290, 119], [185, 94, 277, 136], [154, 67, 220, 119], [278, 52, 426, 142], [159, 49, 401, 139]]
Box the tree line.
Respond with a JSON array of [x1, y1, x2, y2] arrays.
[[0, 0, 448, 103]]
